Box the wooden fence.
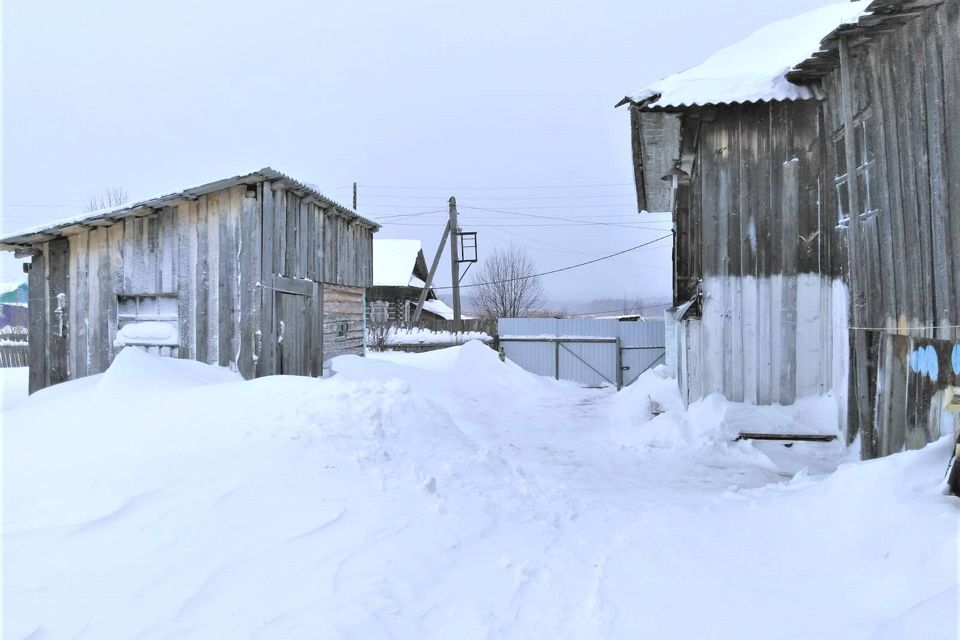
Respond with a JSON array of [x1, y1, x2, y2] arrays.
[[0, 342, 29, 368]]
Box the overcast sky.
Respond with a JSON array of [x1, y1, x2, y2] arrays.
[[2, 0, 838, 307]]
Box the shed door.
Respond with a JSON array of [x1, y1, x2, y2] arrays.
[[275, 291, 311, 376], [259, 184, 324, 378]]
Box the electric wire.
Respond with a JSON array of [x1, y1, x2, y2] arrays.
[[432, 234, 672, 291]]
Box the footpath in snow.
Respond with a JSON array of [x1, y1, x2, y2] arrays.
[[2, 343, 957, 639]]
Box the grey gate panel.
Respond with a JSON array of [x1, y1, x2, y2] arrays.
[[498, 318, 666, 388]]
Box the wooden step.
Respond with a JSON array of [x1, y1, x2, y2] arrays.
[[735, 432, 838, 443]]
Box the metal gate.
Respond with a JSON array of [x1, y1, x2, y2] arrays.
[[498, 318, 665, 389]]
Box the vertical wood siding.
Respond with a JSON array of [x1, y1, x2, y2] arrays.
[[24, 178, 376, 391], [672, 101, 847, 408], [818, 2, 960, 451]]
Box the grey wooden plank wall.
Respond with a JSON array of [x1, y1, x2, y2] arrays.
[[674, 101, 847, 407], [818, 1, 960, 452], [820, 1, 959, 341], [322, 284, 365, 362], [32, 184, 259, 386], [26, 179, 376, 390]]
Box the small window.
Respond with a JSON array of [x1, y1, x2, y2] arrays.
[[336, 321, 349, 341], [833, 119, 878, 227]]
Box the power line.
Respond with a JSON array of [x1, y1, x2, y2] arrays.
[[363, 202, 648, 210], [356, 182, 634, 191], [433, 234, 672, 291], [371, 208, 446, 221], [480, 226, 671, 269], [385, 221, 670, 229], [460, 204, 669, 229], [563, 303, 673, 317], [359, 193, 636, 201]]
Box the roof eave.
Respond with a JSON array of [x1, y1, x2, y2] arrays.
[[0, 166, 379, 249]]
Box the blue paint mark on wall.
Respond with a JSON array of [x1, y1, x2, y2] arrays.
[[953, 344, 960, 376], [909, 345, 940, 382]]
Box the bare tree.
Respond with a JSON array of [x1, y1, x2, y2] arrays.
[[82, 187, 129, 213], [468, 245, 546, 319]]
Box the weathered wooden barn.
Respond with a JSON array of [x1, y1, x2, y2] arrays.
[[0, 168, 378, 393], [620, 0, 959, 458], [790, 0, 960, 456], [368, 239, 457, 326]]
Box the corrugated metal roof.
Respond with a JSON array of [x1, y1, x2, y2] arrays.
[[787, 0, 940, 83], [0, 166, 379, 248], [618, 1, 871, 110]]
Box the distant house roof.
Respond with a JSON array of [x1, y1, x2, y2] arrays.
[[0, 167, 379, 249], [619, 0, 871, 110], [373, 239, 426, 288], [422, 298, 458, 321]]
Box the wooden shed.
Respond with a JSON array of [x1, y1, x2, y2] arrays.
[[0, 168, 379, 393], [620, 2, 861, 416], [619, 0, 959, 458]]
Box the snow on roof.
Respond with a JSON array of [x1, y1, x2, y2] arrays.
[[621, 1, 871, 109], [373, 239, 424, 288], [421, 298, 475, 321], [0, 167, 379, 247], [0, 281, 26, 296]]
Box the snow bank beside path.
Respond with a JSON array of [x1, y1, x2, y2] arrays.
[[0, 366, 28, 411], [3, 344, 957, 639]]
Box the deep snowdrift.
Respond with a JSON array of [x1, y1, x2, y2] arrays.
[[2, 344, 957, 639]]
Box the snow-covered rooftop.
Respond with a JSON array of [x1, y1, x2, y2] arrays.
[[373, 239, 425, 288], [621, 0, 871, 109], [0, 281, 27, 296], [0, 167, 379, 247], [421, 298, 475, 321]]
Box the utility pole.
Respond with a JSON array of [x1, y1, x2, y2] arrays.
[[448, 196, 462, 331], [352, 182, 357, 210]]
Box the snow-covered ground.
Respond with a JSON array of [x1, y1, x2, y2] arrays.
[[2, 345, 957, 639]]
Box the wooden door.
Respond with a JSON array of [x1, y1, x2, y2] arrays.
[[275, 291, 311, 376]]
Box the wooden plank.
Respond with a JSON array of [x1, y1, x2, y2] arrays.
[[92, 226, 112, 372], [271, 275, 314, 296], [906, 18, 934, 336], [940, 0, 960, 335], [921, 10, 953, 339], [275, 186, 287, 277], [176, 202, 197, 359], [195, 197, 209, 363], [218, 187, 238, 368], [779, 159, 800, 404], [27, 247, 47, 393], [738, 107, 759, 405], [874, 35, 911, 329], [863, 45, 898, 334], [159, 208, 176, 292], [937, 2, 960, 338], [755, 104, 773, 403], [238, 183, 262, 378], [122, 217, 135, 292], [259, 183, 276, 375], [298, 198, 309, 280], [840, 36, 876, 458], [68, 231, 88, 378], [285, 191, 299, 278], [206, 192, 221, 365], [46, 237, 70, 386], [107, 222, 124, 363], [734, 432, 838, 443]]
